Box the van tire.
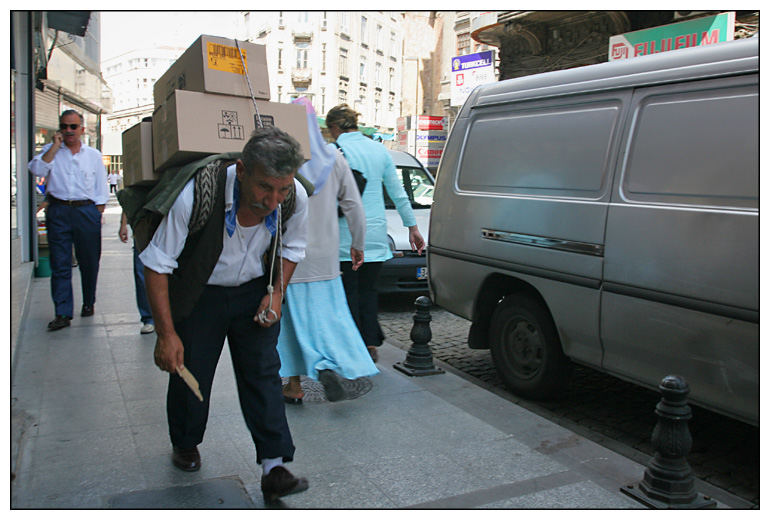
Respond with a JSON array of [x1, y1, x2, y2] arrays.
[[489, 294, 571, 400]]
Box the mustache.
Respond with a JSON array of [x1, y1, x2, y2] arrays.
[[250, 201, 270, 211]]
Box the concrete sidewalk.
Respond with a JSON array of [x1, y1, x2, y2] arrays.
[[9, 201, 739, 509]]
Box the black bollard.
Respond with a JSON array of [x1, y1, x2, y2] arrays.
[[393, 296, 444, 377], [621, 375, 716, 509]]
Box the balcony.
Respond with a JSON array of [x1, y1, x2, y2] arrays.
[[291, 68, 312, 85], [292, 23, 313, 40]]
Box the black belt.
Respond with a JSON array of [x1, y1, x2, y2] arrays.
[[48, 196, 94, 207]]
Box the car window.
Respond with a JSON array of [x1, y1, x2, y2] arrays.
[[384, 166, 434, 209]]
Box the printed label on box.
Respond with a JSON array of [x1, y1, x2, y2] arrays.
[[218, 110, 244, 140], [254, 114, 275, 128], [207, 42, 247, 75]]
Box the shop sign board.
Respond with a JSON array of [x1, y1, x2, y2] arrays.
[[609, 12, 735, 61], [451, 50, 495, 107]]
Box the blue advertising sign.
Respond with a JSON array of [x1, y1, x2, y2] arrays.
[[451, 50, 496, 106]]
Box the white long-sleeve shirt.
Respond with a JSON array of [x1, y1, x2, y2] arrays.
[[140, 163, 308, 286], [28, 143, 109, 205]]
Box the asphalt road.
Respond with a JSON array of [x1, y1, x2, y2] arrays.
[[377, 293, 760, 507]]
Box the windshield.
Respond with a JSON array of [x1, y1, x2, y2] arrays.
[[384, 166, 434, 209]]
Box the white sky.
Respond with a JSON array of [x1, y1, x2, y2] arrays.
[[100, 11, 244, 61]]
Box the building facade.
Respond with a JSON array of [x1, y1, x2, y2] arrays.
[[470, 11, 760, 80], [239, 11, 407, 133]]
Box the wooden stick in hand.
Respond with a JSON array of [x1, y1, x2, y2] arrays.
[[176, 365, 204, 402]]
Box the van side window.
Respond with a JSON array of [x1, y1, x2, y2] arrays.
[[457, 99, 622, 198], [621, 79, 759, 209]]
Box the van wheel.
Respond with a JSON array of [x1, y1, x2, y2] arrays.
[[489, 294, 571, 400]]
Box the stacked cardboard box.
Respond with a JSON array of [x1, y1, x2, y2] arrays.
[[122, 34, 310, 186], [394, 115, 449, 169], [121, 118, 155, 186]]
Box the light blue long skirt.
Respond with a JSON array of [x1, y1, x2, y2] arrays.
[[277, 277, 379, 380]]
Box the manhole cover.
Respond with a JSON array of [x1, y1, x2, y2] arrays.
[[282, 376, 373, 403], [106, 476, 253, 508]]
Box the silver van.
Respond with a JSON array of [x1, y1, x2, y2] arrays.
[[428, 37, 758, 425]]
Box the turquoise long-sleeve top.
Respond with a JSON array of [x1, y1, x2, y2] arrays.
[[335, 132, 417, 263]]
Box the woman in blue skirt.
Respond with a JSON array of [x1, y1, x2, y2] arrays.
[[277, 99, 377, 403]]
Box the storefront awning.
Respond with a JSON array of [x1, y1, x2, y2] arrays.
[[47, 11, 91, 37]]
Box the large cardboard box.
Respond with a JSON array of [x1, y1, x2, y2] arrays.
[[122, 120, 158, 186], [154, 35, 270, 108], [152, 90, 310, 171]]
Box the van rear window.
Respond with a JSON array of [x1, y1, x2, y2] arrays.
[[622, 81, 759, 209], [458, 101, 620, 197]]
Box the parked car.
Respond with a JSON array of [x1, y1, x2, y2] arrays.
[[428, 38, 759, 425], [375, 149, 435, 293]]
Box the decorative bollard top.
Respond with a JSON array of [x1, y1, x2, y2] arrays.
[[657, 374, 691, 420], [414, 295, 432, 312]]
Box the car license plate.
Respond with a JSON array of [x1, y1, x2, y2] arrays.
[[417, 267, 428, 280]]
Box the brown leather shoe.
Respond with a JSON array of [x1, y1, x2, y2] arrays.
[[81, 304, 94, 317], [47, 315, 72, 331], [172, 446, 201, 472], [261, 466, 309, 504]]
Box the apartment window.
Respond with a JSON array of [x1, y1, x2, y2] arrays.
[[296, 41, 309, 68], [278, 11, 284, 28], [390, 31, 397, 57], [321, 43, 327, 72], [375, 62, 382, 88], [339, 48, 349, 76], [321, 87, 326, 114], [340, 12, 349, 34], [360, 16, 368, 42], [388, 67, 395, 92], [277, 47, 283, 70], [277, 85, 282, 102], [339, 90, 347, 104], [359, 57, 367, 83], [457, 32, 471, 55], [376, 24, 383, 50], [322, 11, 328, 29], [296, 11, 309, 23]]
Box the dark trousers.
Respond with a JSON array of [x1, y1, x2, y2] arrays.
[[340, 261, 384, 347], [168, 278, 295, 463], [132, 246, 153, 324], [45, 202, 101, 318]]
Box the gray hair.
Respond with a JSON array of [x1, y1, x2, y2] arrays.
[[241, 126, 305, 179], [60, 109, 84, 125]]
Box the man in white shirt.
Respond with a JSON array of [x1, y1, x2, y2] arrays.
[[28, 109, 109, 331], [108, 171, 120, 193], [140, 127, 310, 504]]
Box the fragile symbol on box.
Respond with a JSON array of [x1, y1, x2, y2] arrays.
[[218, 110, 244, 140]]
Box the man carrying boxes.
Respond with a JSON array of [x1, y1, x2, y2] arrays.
[[117, 34, 312, 505]]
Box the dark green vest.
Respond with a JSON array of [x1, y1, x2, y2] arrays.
[[168, 166, 228, 322]]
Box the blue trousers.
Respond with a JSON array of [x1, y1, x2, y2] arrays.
[[167, 277, 295, 463], [45, 203, 101, 318], [132, 246, 153, 324]]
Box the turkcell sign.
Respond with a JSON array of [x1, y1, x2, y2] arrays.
[[451, 50, 495, 107], [609, 12, 735, 61]]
